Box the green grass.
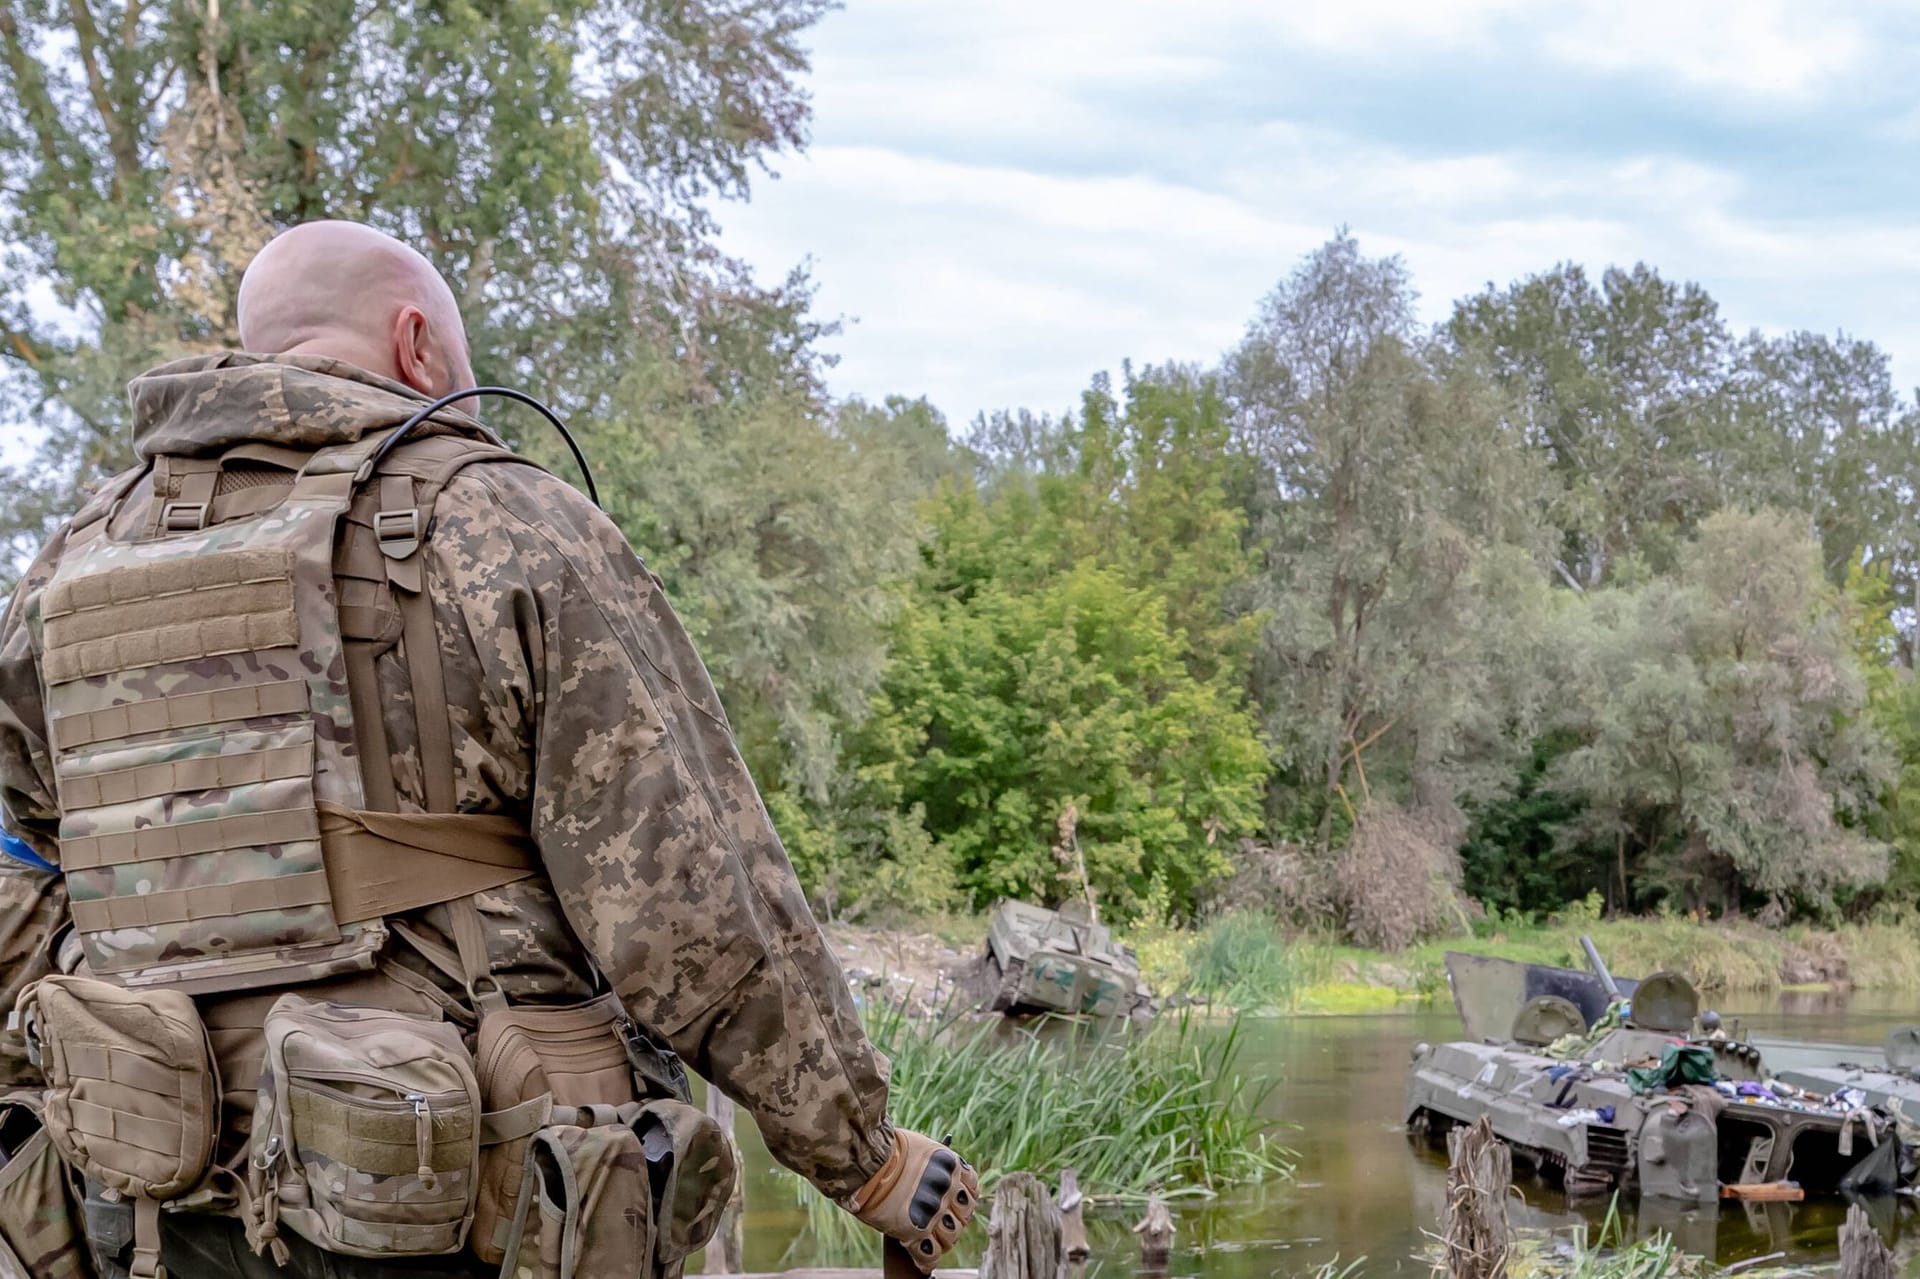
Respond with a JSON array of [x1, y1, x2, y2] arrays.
[[870, 1000, 1292, 1199], [1182, 911, 1334, 1011], [1523, 1199, 1702, 1279], [1144, 900, 1920, 1011], [777, 1000, 1293, 1264]]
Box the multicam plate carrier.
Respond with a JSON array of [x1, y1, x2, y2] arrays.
[[38, 428, 534, 995]]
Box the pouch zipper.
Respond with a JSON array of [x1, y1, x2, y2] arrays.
[[410, 1094, 435, 1181]]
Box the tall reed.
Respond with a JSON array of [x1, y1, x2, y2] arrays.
[[777, 1002, 1292, 1263], [869, 1000, 1292, 1199]]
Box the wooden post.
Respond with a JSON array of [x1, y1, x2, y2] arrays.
[[702, 1087, 745, 1275], [1132, 1196, 1172, 1274], [1444, 1117, 1511, 1279], [978, 1171, 1062, 1279], [1840, 1202, 1894, 1279], [1057, 1169, 1088, 1262]]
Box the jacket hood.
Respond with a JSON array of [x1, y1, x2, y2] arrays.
[[129, 352, 488, 460]]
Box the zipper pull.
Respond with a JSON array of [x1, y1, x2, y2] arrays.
[[409, 1094, 437, 1184]]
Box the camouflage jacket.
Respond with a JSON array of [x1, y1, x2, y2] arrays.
[[0, 354, 893, 1200]]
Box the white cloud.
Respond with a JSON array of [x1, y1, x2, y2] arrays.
[[1542, 1, 1866, 98], [721, 1, 1920, 426]]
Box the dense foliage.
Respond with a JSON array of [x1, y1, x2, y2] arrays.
[[8, 4, 1920, 939]]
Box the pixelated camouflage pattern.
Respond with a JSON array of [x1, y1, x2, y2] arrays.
[[0, 354, 895, 1206], [254, 995, 481, 1258]]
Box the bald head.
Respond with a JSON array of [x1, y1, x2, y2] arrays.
[[238, 220, 475, 401]]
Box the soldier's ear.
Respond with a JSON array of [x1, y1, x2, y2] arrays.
[[391, 304, 438, 395]]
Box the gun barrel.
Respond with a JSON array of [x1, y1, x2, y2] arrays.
[[1580, 934, 1621, 1000]]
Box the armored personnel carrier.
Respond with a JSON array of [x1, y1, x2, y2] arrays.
[[1406, 947, 1916, 1203], [980, 899, 1154, 1020]]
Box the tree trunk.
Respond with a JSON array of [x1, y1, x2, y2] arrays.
[[1840, 1203, 1893, 1279], [1132, 1196, 1173, 1274], [978, 1172, 1062, 1279], [1445, 1117, 1511, 1279]]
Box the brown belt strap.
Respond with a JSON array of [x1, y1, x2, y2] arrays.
[[318, 805, 537, 926], [131, 1195, 165, 1279]]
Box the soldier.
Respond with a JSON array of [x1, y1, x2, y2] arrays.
[[0, 221, 975, 1278]]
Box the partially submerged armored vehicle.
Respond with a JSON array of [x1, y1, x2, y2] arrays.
[[1407, 947, 1917, 1203], [981, 899, 1153, 1020]]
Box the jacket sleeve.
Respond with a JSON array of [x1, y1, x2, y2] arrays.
[[0, 531, 76, 1086], [430, 463, 894, 1201]]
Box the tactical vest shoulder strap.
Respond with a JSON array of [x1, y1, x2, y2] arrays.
[[62, 468, 147, 554], [337, 434, 535, 817]]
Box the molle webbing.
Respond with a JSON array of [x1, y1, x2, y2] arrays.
[[40, 425, 538, 998], [43, 433, 393, 993], [51, 679, 309, 752], [40, 549, 297, 685], [58, 741, 314, 810]]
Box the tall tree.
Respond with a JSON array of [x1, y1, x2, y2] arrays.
[[1447, 263, 1734, 587], [1229, 233, 1557, 855], [0, 0, 941, 804], [0, 0, 831, 583], [1549, 510, 1891, 913]]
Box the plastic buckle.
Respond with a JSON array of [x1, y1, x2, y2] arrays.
[[161, 501, 208, 532], [374, 508, 422, 559]]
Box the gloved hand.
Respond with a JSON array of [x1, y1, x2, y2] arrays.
[[844, 1127, 979, 1272]]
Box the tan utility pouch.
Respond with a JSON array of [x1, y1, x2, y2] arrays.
[[17, 975, 219, 1201], [0, 1090, 92, 1279], [496, 1100, 734, 1279], [471, 993, 638, 1266], [16, 975, 219, 1279], [248, 996, 481, 1261]]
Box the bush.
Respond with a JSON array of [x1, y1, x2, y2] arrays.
[[1337, 803, 1474, 951], [1184, 911, 1329, 1010]]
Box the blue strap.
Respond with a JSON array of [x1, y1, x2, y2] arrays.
[[0, 829, 56, 874]]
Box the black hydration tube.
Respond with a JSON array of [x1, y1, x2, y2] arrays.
[[368, 386, 602, 508]]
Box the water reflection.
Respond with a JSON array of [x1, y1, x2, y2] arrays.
[[729, 993, 1920, 1278]]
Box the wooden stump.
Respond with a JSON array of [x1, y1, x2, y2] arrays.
[[1057, 1169, 1089, 1262], [1132, 1196, 1173, 1274], [1444, 1117, 1511, 1279], [978, 1172, 1063, 1279], [702, 1088, 746, 1275], [1840, 1203, 1894, 1279]]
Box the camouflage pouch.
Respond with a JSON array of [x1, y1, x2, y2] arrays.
[[17, 975, 220, 1203], [471, 994, 638, 1266], [632, 1099, 737, 1278], [0, 1091, 92, 1279], [249, 996, 481, 1260], [495, 1100, 734, 1279]]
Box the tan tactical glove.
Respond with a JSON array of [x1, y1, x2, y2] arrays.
[[845, 1128, 979, 1272]]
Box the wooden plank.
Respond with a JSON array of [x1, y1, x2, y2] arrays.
[[1721, 1182, 1804, 1202]]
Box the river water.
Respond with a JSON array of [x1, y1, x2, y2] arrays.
[[729, 993, 1920, 1277]]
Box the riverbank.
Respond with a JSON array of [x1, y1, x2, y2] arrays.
[[1137, 907, 1920, 1014], [824, 905, 1920, 1018]]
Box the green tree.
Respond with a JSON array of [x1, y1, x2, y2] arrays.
[[0, 0, 831, 582], [1229, 233, 1558, 859], [963, 364, 1262, 683], [0, 0, 943, 807], [1550, 511, 1891, 913], [854, 561, 1269, 920], [1447, 263, 1735, 587]]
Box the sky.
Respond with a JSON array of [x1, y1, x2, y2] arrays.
[[719, 0, 1920, 431]]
